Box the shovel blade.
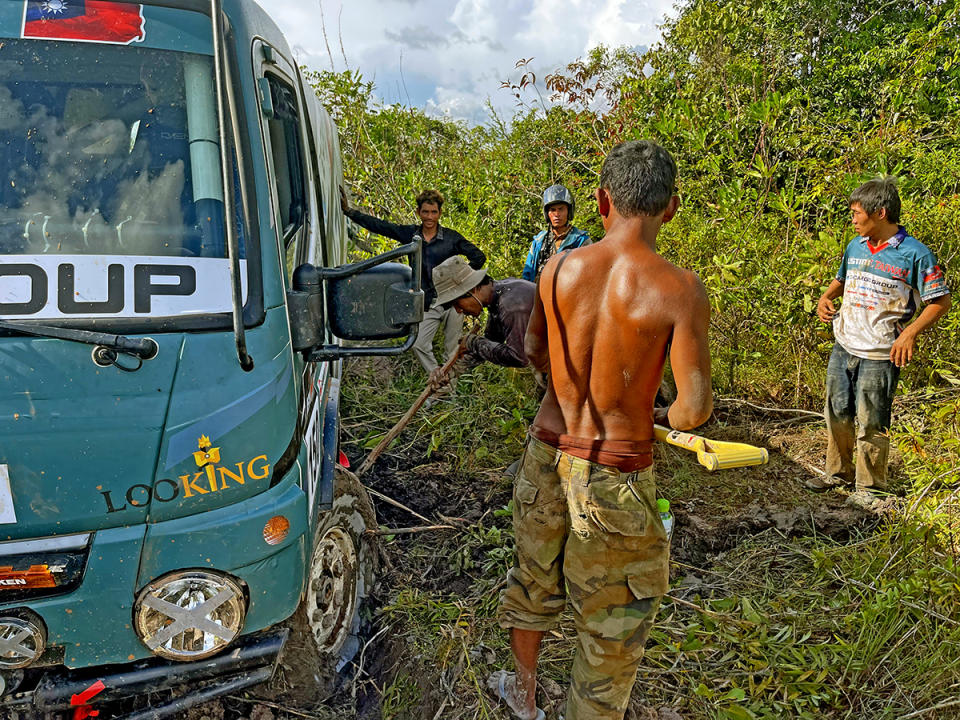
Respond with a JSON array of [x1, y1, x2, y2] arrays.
[[697, 441, 769, 471]]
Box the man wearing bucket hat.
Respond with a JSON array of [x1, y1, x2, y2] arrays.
[[431, 257, 536, 381], [521, 184, 592, 282]]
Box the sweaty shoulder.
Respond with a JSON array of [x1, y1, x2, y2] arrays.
[[669, 262, 704, 292], [641, 255, 705, 314], [538, 240, 596, 291], [671, 265, 708, 312]]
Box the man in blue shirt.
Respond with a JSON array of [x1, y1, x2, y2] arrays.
[[521, 184, 591, 281], [811, 178, 951, 509]]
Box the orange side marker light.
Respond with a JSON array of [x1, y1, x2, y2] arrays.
[[0, 565, 57, 589], [263, 516, 291, 545]]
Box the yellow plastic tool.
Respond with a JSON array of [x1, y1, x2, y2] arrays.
[[654, 425, 769, 471]]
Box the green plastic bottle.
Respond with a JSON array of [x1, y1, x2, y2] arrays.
[[658, 498, 674, 541]]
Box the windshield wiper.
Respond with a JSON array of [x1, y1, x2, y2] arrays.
[[0, 320, 158, 372]]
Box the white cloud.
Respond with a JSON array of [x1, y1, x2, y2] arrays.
[[449, 0, 528, 42], [586, 0, 659, 49], [259, 0, 675, 124], [423, 86, 489, 122]]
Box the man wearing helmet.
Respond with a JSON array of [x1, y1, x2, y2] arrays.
[[521, 184, 592, 281]]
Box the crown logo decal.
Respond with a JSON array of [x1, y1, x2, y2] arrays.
[[193, 435, 221, 470]]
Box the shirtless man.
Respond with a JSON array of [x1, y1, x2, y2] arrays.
[[491, 140, 713, 720]]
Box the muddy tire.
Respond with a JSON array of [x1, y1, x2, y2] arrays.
[[306, 466, 378, 671], [279, 466, 379, 700]]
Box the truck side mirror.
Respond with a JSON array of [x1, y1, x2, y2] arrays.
[[288, 264, 324, 352], [326, 263, 420, 340], [286, 240, 424, 359]]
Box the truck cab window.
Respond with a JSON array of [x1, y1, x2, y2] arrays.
[[0, 40, 236, 259], [265, 75, 307, 247]]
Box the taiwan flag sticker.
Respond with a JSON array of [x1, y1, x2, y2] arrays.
[[22, 0, 145, 45]]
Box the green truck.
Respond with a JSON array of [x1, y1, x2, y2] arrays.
[[0, 0, 423, 716]]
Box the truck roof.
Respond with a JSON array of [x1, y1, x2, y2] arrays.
[[141, 0, 295, 61], [225, 0, 293, 57]]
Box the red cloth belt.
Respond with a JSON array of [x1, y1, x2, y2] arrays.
[[530, 425, 653, 472]]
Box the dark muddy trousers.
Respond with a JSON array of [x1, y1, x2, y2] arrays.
[[824, 343, 900, 490]]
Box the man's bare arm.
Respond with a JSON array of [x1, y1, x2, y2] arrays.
[[817, 279, 844, 322], [524, 280, 550, 374], [890, 294, 951, 367], [665, 274, 713, 430]]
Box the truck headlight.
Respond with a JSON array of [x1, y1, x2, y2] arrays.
[[134, 570, 246, 661], [0, 616, 45, 669]]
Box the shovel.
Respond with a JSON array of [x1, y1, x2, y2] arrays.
[[654, 425, 769, 471]]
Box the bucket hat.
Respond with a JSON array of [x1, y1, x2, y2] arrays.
[[433, 256, 487, 307]]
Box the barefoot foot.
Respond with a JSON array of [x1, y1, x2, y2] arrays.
[[486, 669, 545, 720]]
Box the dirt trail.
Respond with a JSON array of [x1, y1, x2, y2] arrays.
[[318, 420, 873, 720]]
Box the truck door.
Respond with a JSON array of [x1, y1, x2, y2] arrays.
[[254, 45, 332, 526]]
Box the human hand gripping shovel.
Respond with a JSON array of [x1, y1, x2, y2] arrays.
[[654, 424, 769, 471], [355, 326, 476, 477]]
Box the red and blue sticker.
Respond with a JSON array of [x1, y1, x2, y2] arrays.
[[924, 264, 946, 296], [22, 0, 145, 44]]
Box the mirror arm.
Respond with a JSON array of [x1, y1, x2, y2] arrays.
[[316, 240, 421, 285], [307, 333, 417, 361], [212, 0, 253, 372]]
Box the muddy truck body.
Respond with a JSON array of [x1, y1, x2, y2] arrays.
[[0, 0, 423, 715]]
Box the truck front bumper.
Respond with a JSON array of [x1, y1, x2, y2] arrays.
[[0, 627, 288, 719]]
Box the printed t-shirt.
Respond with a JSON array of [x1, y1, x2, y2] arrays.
[[833, 227, 949, 360]]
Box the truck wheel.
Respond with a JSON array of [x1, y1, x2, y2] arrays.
[[303, 466, 378, 672]]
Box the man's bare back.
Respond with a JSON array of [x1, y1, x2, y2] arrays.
[[502, 141, 713, 720], [525, 155, 712, 455]]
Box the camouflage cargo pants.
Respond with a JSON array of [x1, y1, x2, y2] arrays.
[[498, 437, 669, 720]]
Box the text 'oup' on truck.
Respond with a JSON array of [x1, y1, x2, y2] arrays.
[[0, 0, 424, 716]]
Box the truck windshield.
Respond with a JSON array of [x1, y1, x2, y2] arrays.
[[0, 38, 232, 260]]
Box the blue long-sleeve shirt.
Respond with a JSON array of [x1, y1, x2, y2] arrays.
[[521, 226, 591, 281]]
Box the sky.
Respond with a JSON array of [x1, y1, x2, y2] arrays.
[[263, 0, 676, 125]]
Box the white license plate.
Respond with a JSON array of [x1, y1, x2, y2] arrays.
[[0, 465, 17, 524]]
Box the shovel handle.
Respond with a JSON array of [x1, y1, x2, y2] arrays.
[[654, 425, 703, 450], [356, 344, 468, 477], [654, 424, 768, 472]]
